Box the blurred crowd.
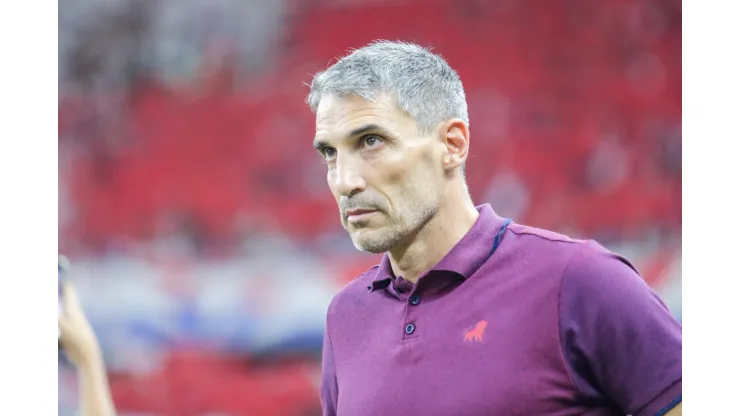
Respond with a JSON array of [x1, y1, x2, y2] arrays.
[[58, 0, 681, 414]]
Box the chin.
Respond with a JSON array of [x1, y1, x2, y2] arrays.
[[350, 228, 402, 254], [352, 240, 390, 254]]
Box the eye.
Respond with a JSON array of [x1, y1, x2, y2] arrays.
[[319, 146, 337, 162], [361, 135, 383, 149]]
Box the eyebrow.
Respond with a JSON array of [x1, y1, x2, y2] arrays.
[[313, 123, 388, 150]]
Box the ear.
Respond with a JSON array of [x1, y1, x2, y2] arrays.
[[438, 118, 470, 172]]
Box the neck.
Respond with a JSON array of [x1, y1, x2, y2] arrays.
[[388, 182, 479, 284]]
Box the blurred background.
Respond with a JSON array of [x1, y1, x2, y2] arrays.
[[58, 0, 682, 414]]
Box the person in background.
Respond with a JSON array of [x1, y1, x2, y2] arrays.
[[59, 282, 117, 416]]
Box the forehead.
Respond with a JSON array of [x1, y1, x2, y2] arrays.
[[315, 93, 416, 138]]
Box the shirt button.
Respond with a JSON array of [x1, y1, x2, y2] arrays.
[[409, 295, 421, 305], [405, 323, 416, 335]]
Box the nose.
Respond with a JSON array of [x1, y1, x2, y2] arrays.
[[330, 154, 366, 198]]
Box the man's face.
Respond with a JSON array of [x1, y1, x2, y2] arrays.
[[313, 94, 446, 253]]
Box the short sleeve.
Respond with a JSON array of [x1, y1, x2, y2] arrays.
[[559, 243, 682, 416], [321, 326, 339, 416]]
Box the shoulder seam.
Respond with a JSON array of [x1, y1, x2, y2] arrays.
[[556, 243, 589, 396], [508, 227, 582, 244]]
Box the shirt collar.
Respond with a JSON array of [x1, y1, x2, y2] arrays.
[[368, 204, 508, 291]]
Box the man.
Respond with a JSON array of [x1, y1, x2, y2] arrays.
[[306, 41, 682, 416]]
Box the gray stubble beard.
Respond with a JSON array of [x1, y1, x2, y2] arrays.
[[350, 198, 439, 254]]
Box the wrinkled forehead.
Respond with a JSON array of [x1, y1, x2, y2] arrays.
[[314, 93, 417, 139]]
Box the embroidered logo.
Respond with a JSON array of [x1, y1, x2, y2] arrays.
[[463, 320, 488, 343]]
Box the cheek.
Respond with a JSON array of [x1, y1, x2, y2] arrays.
[[420, 145, 443, 173], [327, 173, 345, 206], [381, 148, 424, 183], [327, 170, 338, 195], [384, 167, 404, 186], [379, 149, 438, 197], [376, 156, 411, 196]]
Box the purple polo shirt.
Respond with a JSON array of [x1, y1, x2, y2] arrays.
[[321, 204, 682, 416]]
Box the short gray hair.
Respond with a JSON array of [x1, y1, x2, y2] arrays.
[[306, 40, 469, 134]]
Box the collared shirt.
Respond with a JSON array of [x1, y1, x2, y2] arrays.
[[321, 204, 682, 416]]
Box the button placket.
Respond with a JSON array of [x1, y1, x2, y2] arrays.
[[409, 294, 421, 305], [400, 276, 426, 339], [402, 288, 423, 339]]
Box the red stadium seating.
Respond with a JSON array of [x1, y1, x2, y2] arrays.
[[60, 0, 680, 251]]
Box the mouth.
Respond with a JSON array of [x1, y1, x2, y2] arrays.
[[345, 209, 379, 222]]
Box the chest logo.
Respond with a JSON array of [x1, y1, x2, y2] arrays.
[[463, 320, 488, 343]]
